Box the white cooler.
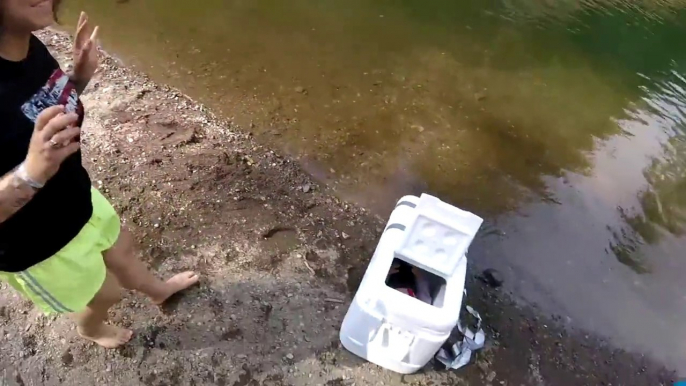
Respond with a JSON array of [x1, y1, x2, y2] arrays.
[[339, 194, 483, 374]]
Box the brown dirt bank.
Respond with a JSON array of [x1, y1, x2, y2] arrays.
[[0, 29, 676, 386]]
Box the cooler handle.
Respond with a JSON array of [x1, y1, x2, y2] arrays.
[[368, 321, 415, 361]]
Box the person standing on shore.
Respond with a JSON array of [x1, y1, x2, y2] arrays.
[[0, 0, 199, 348]]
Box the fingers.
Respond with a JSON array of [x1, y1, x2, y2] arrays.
[[75, 12, 92, 47], [75, 12, 87, 44], [74, 12, 99, 55], [90, 26, 99, 43], [34, 105, 65, 131], [56, 141, 81, 159], [41, 113, 79, 140], [80, 40, 92, 57], [82, 26, 100, 55], [77, 27, 99, 59], [77, 12, 87, 30], [48, 126, 80, 146]]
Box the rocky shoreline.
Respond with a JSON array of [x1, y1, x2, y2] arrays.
[[0, 29, 676, 386]]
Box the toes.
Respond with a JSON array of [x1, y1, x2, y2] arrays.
[[153, 272, 200, 305], [176, 271, 199, 284], [119, 330, 134, 343], [182, 271, 198, 280], [79, 326, 133, 348]]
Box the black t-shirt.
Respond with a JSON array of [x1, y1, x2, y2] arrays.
[[0, 35, 92, 272]]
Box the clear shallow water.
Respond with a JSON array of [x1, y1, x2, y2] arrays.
[[62, 0, 686, 371]]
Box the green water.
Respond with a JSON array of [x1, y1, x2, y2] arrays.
[[60, 0, 684, 212], [60, 0, 686, 370]]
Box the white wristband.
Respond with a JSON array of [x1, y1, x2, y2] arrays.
[[16, 163, 44, 190]]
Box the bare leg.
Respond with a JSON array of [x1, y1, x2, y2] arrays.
[[104, 227, 199, 304], [69, 271, 133, 348]]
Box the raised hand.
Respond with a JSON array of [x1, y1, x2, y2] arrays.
[[71, 12, 100, 91]]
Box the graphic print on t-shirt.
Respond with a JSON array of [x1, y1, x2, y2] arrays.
[[21, 69, 83, 123]]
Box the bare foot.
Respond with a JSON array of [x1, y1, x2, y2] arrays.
[[151, 271, 200, 305], [78, 324, 133, 349]]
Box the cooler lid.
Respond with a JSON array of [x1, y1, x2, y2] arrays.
[[395, 194, 483, 278]]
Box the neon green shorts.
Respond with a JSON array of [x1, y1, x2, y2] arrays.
[[0, 188, 120, 314]]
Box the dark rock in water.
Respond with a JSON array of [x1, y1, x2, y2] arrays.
[[480, 268, 503, 288]]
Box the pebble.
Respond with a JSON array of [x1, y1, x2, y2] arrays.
[[486, 371, 496, 382], [285, 353, 294, 360], [480, 269, 504, 288]]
